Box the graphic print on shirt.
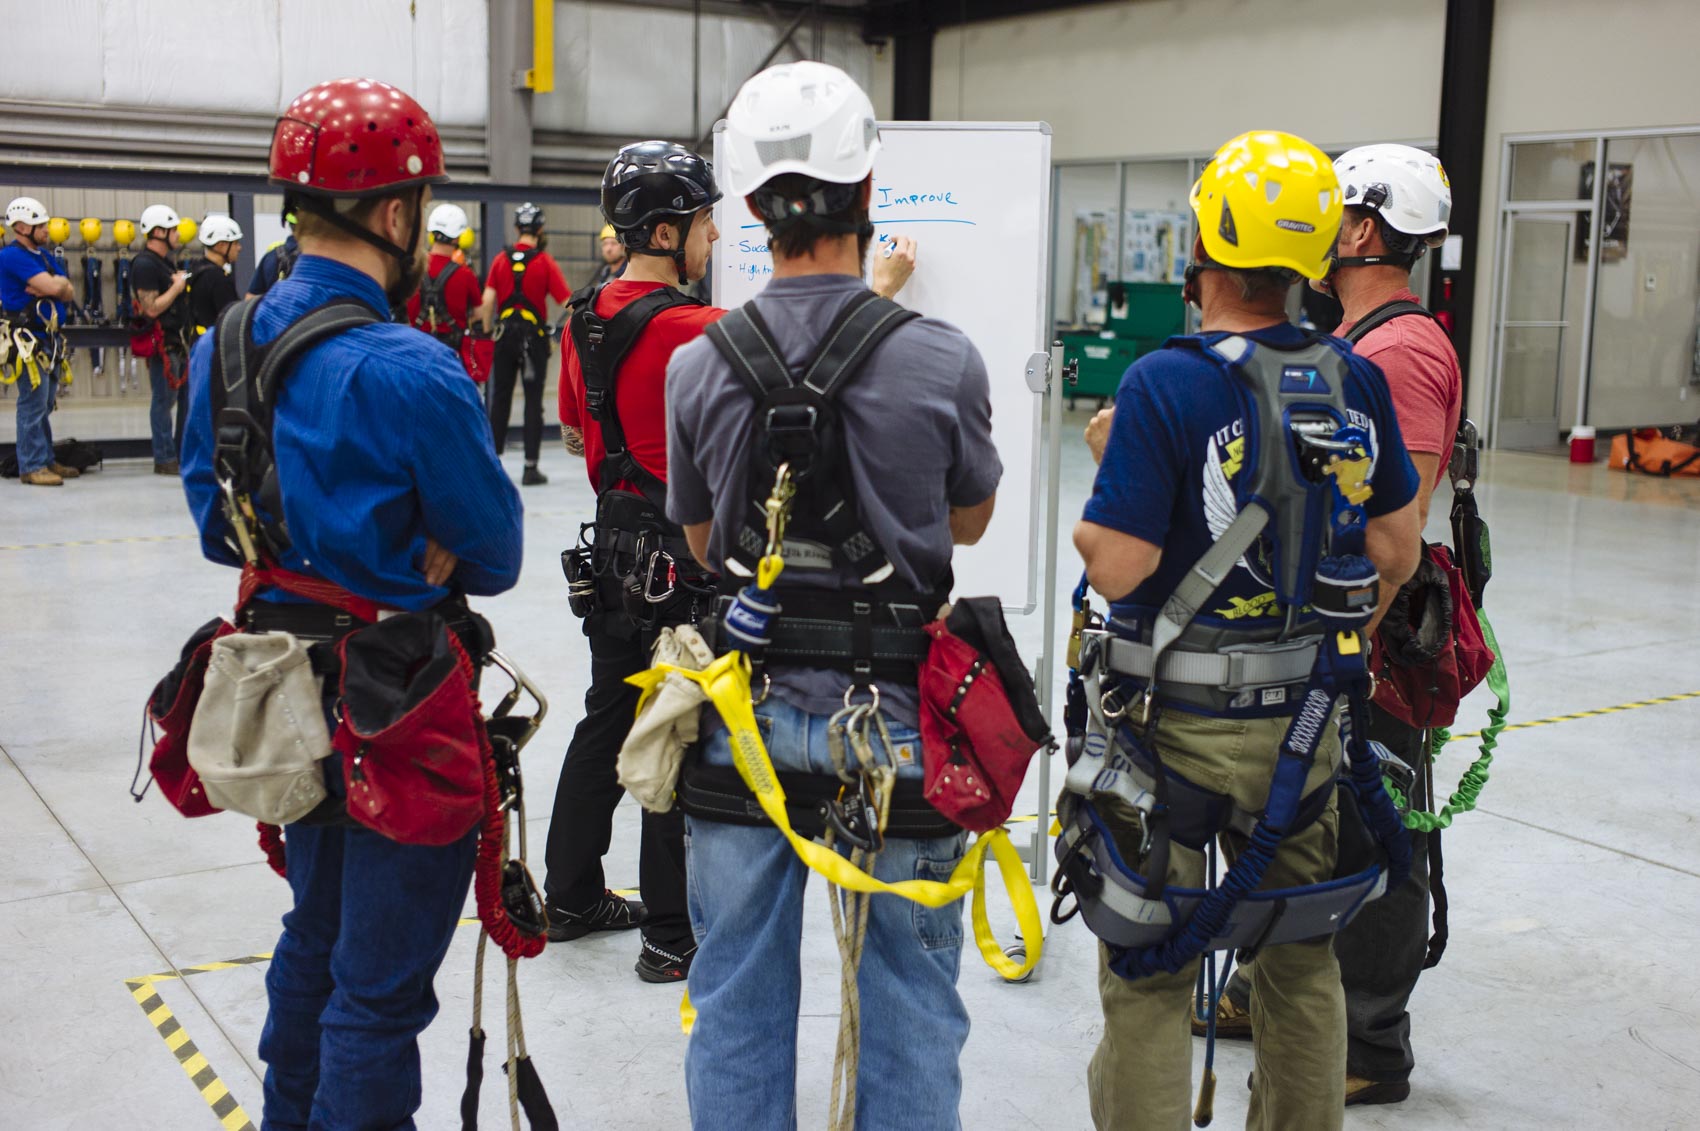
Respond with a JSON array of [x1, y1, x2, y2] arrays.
[[1199, 408, 1378, 620]]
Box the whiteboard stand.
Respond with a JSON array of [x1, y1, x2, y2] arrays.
[[709, 118, 1062, 886]]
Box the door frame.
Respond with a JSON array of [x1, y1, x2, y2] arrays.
[[1489, 209, 1579, 450]]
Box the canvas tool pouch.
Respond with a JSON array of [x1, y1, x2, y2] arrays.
[[147, 617, 239, 817], [331, 612, 486, 846], [918, 597, 1052, 833], [188, 632, 333, 825], [618, 625, 716, 812]]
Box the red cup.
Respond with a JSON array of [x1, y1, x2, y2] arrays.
[[1569, 426, 1596, 463]]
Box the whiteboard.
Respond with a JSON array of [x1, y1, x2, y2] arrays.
[[712, 121, 1053, 612]]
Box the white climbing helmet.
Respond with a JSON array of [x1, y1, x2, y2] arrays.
[[7, 196, 50, 230], [721, 61, 881, 196], [139, 204, 182, 237], [198, 214, 245, 247], [427, 202, 471, 241], [1333, 144, 1451, 244]]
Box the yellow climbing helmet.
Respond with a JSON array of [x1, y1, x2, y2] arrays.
[[1190, 130, 1343, 281], [177, 216, 198, 245], [599, 224, 616, 241], [113, 219, 136, 247], [457, 227, 475, 251], [79, 217, 102, 245], [46, 217, 71, 245]]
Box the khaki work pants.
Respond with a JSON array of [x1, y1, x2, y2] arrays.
[[1087, 709, 1346, 1131]]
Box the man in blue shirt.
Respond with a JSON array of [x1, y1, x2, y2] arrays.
[[180, 78, 522, 1129], [1074, 131, 1422, 1131], [246, 212, 299, 299], [2, 196, 78, 486]]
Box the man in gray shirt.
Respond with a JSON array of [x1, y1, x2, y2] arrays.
[[663, 62, 1000, 1130]]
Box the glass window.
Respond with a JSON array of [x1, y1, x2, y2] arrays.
[[1119, 160, 1191, 285], [1053, 163, 1120, 327], [1508, 139, 1596, 203], [1586, 133, 1700, 428]]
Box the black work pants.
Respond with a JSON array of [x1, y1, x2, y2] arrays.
[[542, 617, 690, 948], [487, 330, 548, 464], [1335, 706, 1434, 1083]]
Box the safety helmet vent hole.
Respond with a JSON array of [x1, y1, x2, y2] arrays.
[[1318, 190, 1333, 213], [1264, 179, 1282, 204], [1244, 171, 1259, 189], [755, 135, 813, 166]]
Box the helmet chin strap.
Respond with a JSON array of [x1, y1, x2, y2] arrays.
[[627, 211, 697, 286], [290, 188, 423, 266]]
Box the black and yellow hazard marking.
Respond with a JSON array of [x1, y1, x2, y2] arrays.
[[126, 952, 273, 1131], [0, 532, 198, 552], [1448, 689, 1700, 742]]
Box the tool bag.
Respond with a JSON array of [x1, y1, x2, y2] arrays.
[[331, 611, 488, 846], [1609, 427, 1700, 477], [142, 616, 240, 817], [919, 598, 1052, 832], [1372, 542, 1496, 730]]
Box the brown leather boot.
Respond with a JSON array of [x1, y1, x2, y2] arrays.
[[1190, 992, 1253, 1039], [20, 467, 64, 486], [49, 461, 80, 478]]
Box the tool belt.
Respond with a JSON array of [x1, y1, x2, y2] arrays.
[[700, 582, 939, 683], [561, 489, 713, 637]]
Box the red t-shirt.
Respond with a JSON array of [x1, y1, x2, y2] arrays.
[[483, 243, 570, 319], [1338, 289, 1462, 490], [558, 280, 725, 492], [405, 253, 482, 330]]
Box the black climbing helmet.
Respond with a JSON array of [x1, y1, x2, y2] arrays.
[[514, 202, 545, 233], [601, 141, 721, 284]]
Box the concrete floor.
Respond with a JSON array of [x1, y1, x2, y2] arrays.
[[2, 414, 1698, 1130]]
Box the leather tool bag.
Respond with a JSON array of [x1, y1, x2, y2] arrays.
[[144, 617, 239, 817], [919, 598, 1052, 832], [187, 632, 335, 825], [331, 612, 487, 846], [1373, 543, 1496, 729]]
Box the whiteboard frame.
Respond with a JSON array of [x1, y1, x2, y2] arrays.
[[711, 119, 1054, 617]]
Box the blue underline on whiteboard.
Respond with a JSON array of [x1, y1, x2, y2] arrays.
[[737, 218, 979, 229]]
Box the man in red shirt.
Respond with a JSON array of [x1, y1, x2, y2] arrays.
[[1209, 143, 1463, 1108], [482, 202, 570, 484], [406, 203, 482, 378], [544, 140, 916, 983]]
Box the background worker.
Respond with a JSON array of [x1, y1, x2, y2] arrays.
[[246, 211, 299, 299], [130, 203, 192, 474], [543, 141, 724, 981], [1074, 130, 1422, 1131], [1, 196, 78, 486], [665, 62, 982, 1129], [585, 222, 625, 289], [187, 214, 243, 334], [407, 202, 482, 378], [481, 202, 570, 484], [179, 77, 522, 1130]]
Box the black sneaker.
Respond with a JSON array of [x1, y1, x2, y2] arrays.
[[545, 890, 647, 941], [635, 937, 696, 984], [522, 465, 548, 486]]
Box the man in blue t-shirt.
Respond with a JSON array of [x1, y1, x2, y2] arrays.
[[2, 196, 78, 486], [245, 213, 299, 299], [1073, 131, 1422, 1131]]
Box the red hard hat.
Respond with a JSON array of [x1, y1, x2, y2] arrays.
[[270, 78, 449, 198]]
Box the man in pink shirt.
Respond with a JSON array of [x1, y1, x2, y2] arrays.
[[1201, 143, 1463, 1108]]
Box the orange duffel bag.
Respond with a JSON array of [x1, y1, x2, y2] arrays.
[[1609, 428, 1700, 478]]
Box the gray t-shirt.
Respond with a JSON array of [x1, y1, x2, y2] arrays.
[[666, 273, 1002, 724]]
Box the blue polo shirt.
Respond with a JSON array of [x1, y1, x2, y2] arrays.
[[181, 254, 523, 609], [1084, 321, 1418, 632], [0, 243, 66, 327]]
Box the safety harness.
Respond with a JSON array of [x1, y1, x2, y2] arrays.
[[1, 297, 73, 391], [414, 260, 466, 348], [1054, 330, 1415, 972], [559, 283, 715, 635], [495, 246, 548, 340]]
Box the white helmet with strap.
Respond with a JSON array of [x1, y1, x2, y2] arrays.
[[6, 196, 50, 230], [140, 204, 181, 237], [1333, 144, 1451, 264], [721, 61, 881, 198], [427, 202, 470, 241], [198, 214, 244, 247]]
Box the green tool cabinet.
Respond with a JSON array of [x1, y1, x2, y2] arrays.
[[1060, 281, 1186, 404]]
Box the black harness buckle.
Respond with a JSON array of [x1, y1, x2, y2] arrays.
[[821, 777, 883, 854]]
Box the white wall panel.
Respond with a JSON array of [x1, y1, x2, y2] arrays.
[[5, 0, 105, 102], [101, 0, 281, 113]]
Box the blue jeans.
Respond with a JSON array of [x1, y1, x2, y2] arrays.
[[147, 352, 186, 463], [684, 697, 970, 1131], [258, 765, 478, 1131], [13, 367, 55, 475]]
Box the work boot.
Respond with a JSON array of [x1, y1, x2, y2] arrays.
[[1190, 992, 1252, 1040], [49, 462, 81, 479], [545, 890, 647, 942], [522, 464, 548, 486], [154, 460, 180, 476], [1346, 1076, 1412, 1106], [635, 938, 697, 984], [20, 467, 63, 486]]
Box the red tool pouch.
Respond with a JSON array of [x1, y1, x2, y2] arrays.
[[331, 612, 487, 846], [918, 598, 1052, 832], [128, 320, 162, 359], [144, 616, 239, 817], [1373, 543, 1496, 729]]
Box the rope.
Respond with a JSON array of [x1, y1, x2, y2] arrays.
[[505, 958, 521, 1130], [1390, 610, 1509, 832]]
